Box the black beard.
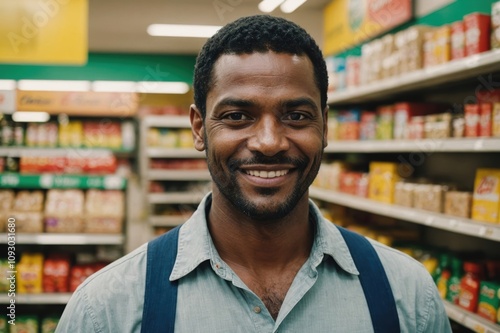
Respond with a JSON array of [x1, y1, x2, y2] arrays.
[[207, 149, 323, 221]]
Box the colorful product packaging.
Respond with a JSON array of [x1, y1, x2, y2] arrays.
[[465, 104, 480, 137], [434, 25, 451, 65], [464, 12, 492, 56], [491, 1, 500, 49], [471, 168, 500, 223], [368, 162, 400, 204], [477, 281, 500, 323], [337, 109, 360, 140], [451, 21, 466, 60], [493, 102, 500, 136], [479, 103, 492, 137], [10, 316, 38, 333], [444, 191, 472, 218], [458, 262, 483, 313], [359, 111, 377, 140], [393, 102, 445, 140], [376, 105, 394, 140], [16, 253, 44, 294], [423, 29, 437, 68]]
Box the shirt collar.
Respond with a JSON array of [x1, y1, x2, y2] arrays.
[[169, 193, 359, 281]]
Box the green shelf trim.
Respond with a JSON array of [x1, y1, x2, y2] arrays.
[[0, 173, 127, 190]]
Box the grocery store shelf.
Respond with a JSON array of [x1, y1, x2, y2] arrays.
[[0, 173, 127, 190], [327, 49, 500, 105], [324, 138, 500, 153], [147, 148, 205, 158], [148, 169, 211, 181], [309, 187, 500, 242], [0, 293, 72, 304], [0, 147, 133, 158], [148, 191, 207, 204], [0, 233, 124, 245], [142, 115, 191, 128], [149, 215, 187, 227], [444, 301, 500, 333]]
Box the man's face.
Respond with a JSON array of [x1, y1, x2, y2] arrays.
[[191, 51, 328, 220]]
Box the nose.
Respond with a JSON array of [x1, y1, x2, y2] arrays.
[[247, 115, 289, 156]]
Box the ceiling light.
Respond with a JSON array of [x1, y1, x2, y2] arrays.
[[12, 111, 50, 122], [137, 81, 190, 94], [258, 0, 286, 12], [280, 0, 307, 13], [92, 81, 137, 93], [147, 24, 221, 38], [18, 80, 90, 92], [0, 80, 16, 90]]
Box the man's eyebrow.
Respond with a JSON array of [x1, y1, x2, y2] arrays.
[[215, 98, 256, 109], [281, 98, 319, 111]]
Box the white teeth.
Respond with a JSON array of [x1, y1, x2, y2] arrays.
[[246, 170, 288, 178]]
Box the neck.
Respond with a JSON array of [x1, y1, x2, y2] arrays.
[[207, 191, 314, 273]]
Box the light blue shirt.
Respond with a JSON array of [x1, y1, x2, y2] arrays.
[[56, 193, 452, 333]]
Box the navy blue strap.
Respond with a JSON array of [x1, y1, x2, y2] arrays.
[[337, 226, 400, 333], [141, 225, 181, 333]]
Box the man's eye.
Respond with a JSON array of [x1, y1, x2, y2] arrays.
[[286, 113, 307, 121], [225, 113, 248, 121]]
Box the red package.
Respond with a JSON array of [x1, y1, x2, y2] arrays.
[[451, 21, 465, 60], [360, 111, 377, 140], [479, 103, 492, 137], [43, 254, 71, 293], [393, 102, 446, 140], [465, 104, 480, 137], [339, 171, 363, 195], [464, 13, 491, 56]]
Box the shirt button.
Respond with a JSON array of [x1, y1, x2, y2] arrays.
[[253, 306, 261, 314]]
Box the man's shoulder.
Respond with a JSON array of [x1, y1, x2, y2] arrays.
[[77, 243, 149, 292]]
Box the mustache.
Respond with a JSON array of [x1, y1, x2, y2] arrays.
[[228, 153, 309, 172]]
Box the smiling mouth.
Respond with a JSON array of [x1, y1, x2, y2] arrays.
[[244, 170, 289, 178]]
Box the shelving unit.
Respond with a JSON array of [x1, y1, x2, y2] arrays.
[[0, 293, 72, 305], [310, 187, 500, 241], [328, 49, 500, 105], [0, 233, 124, 245], [321, 49, 500, 332], [444, 301, 500, 333], [0, 173, 127, 190], [140, 115, 209, 236]]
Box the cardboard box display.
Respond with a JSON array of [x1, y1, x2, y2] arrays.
[[471, 168, 500, 223]]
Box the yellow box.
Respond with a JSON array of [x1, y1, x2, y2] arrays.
[[368, 162, 400, 204], [16, 253, 44, 294], [434, 25, 451, 65], [472, 168, 500, 223]]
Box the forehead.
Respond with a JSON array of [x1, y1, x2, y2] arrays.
[[209, 51, 317, 94]]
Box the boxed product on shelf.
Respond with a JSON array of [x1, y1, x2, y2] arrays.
[[479, 103, 493, 137], [376, 105, 394, 140], [408, 116, 425, 139], [492, 1, 500, 49], [43, 254, 71, 293], [458, 261, 484, 313], [11, 316, 38, 333], [83, 121, 122, 149], [346, 56, 361, 88], [413, 184, 447, 213], [464, 12, 492, 56], [393, 102, 446, 140], [0, 189, 14, 211], [494, 102, 500, 136], [397, 25, 434, 73], [338, 171, 362, 196], [13, 190, 44, 212], [337, 110, 360, 140], [10, 212, 44, 233], [150, 158, 207, 170], [424, 113, 452, 139], [434, 25, 452, 65], [359, 111, 376, 140], [84, 190, 124, 233], [314, 161, 346, 191], [444, 191, 473, 218], [17, 253, 44, 294], [44, 190, 84, 233], [451, 21, 466, 60], [41, 316, 60, 333], [452, 114, 466, 138], [394, 181, 414, 207], [368, 162, 400, 204], [471, 168, 500, 223], [178, 128, 194, 148], [424, 29, 437, 68], [465, 104, 481, 137], [477, 280, 500, 323]]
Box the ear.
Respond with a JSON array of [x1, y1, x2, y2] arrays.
[[322, 106, 329, 148], [190, 104, 205, 151]]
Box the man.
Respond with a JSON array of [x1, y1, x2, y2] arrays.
[[56, 15, 452, 332]]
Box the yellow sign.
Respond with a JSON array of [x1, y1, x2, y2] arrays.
[[323, 0, 412, 55], [0, 0, 88, 65], [17, 91, 139, 116]]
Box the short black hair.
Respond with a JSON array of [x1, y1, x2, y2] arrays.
[[193, 15, 328, 118]]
